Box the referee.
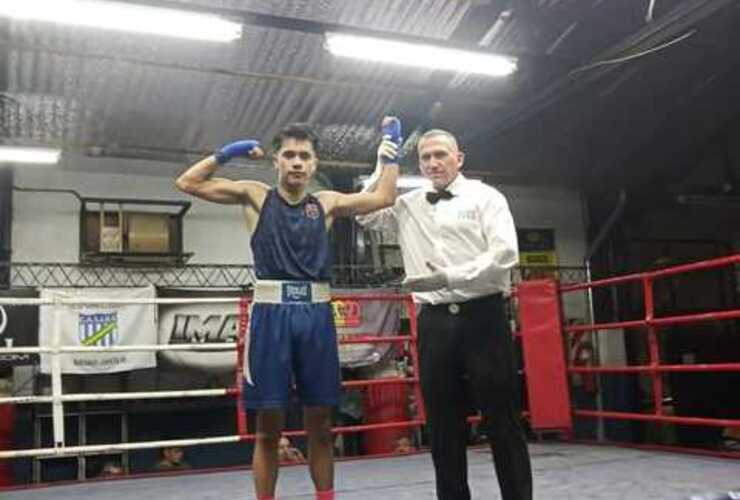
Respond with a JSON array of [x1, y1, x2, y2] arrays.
[[357, 129, 532, 500]]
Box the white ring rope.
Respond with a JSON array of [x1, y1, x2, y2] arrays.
[[0, 388, 230, 405], [0, 436, 243, 459], [0, 294, 250, 456], [0, 343, 236, 354]]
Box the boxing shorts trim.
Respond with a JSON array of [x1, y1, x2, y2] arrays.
[[253, 280, 331, 304]]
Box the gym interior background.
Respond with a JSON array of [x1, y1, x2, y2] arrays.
[[0, 0, 738, 487]]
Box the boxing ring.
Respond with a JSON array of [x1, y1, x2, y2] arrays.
[[0, 292, 423, 456], [0, 256, 739, 499], [561, 255, 740, 457]]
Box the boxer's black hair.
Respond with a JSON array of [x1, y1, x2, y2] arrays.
[[271, 123, 319, 154]]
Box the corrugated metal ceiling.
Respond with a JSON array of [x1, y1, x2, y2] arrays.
[[1, 0, 477, 167]]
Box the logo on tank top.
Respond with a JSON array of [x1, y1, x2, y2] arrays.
[[304, 202, 320, 220]]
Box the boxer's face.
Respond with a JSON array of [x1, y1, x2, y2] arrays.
[[417, 135, 464, 191], [273, 138, 317, 191]]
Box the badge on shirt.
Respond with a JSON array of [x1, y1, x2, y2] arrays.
[[458, 209, 477, 221], [304, 202, 320, 220]]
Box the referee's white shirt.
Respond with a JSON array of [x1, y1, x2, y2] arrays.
[[356, 173, 519, 305]]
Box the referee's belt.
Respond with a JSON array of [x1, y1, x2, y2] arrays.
[[253, 280, 331, 304], [426, 292, 502, 315]]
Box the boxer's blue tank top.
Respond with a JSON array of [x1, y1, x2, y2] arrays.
[[251, 189, 331, 281]]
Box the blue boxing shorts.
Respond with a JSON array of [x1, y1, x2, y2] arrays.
[[243, 280, 341, 409]]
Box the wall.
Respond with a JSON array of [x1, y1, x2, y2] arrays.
[[11, 154, 284, 265], [498, 183, 589, 321], [629, 119, 740, 247], [13, 158, 589, 269], [500, 183, 587, 268]]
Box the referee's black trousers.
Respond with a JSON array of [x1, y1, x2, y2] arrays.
[[418, 294, 533, 500]]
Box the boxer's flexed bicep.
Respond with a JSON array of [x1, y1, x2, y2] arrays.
[[177, 163, 268, 207], [176, 139, 268, 208]]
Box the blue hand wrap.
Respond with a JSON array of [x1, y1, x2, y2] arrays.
[[214, 139, 260, 165], [381, 116, 403, 162]]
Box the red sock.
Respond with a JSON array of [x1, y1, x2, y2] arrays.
[[256, 495, 274, 500], [316, 490, 335, 500]]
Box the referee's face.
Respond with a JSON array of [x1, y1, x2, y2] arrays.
[[417, 135, 464, 191]]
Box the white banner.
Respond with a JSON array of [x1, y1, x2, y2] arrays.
[[158, 291, 240, 375], [39, 286, 157, 374]]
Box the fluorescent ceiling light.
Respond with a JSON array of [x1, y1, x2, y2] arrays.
[[0, 146, 61, 164], [0, 0, 242, 42], [326, 32, 517, 77]]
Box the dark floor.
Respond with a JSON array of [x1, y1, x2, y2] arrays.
[[4, 443, 739, 499]]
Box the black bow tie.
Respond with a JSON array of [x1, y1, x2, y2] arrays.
[[426, 189, 454, 205]]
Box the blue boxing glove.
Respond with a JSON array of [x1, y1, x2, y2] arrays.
[[214, 139, 263, 165], [382, 116, 402, 146], [380, 116, 403, 163]]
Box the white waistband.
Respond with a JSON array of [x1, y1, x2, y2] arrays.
[[253, 280, 331, 304]]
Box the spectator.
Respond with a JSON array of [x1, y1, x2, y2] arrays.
[[98, 460, 125, 477], [278, 436, 305, 464], [155, 446, 191, 471], [393, 436, 415, 455]]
